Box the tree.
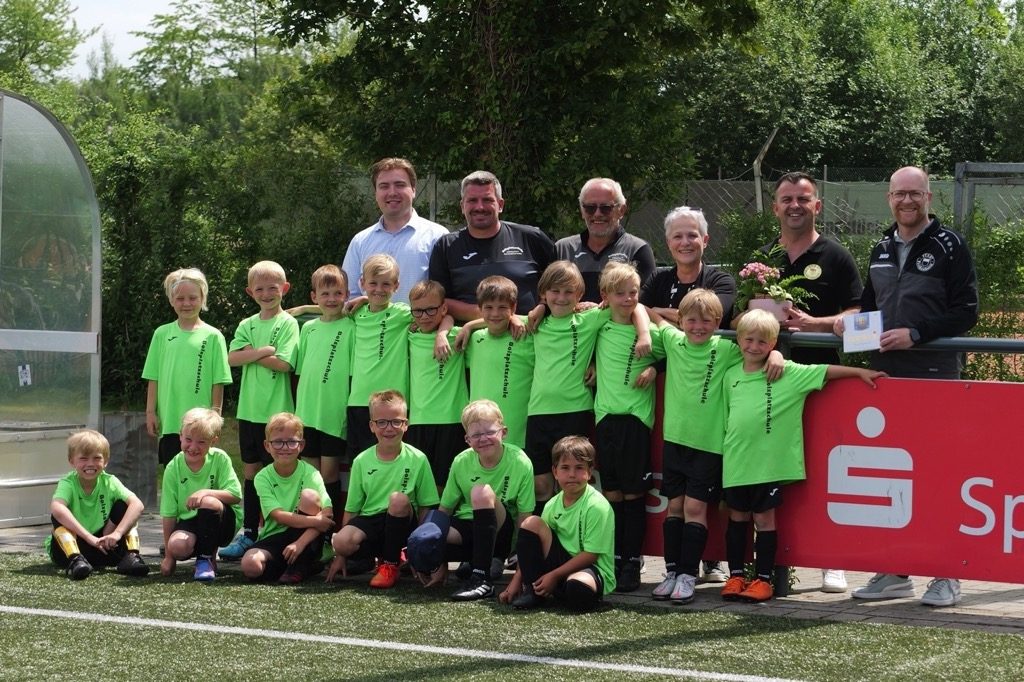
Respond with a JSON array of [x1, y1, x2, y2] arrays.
[[275, 0, 760, 231], [0, 0, 94, 79]]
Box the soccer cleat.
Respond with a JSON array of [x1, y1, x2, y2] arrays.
[[702, 561, 728, 583], [504, 553, 518, 571], [738, 577, 773, 603], [489, 557, 505, 581], [218, 533, 255, 561], [851, 573, 915, 600], [920, 578, 962, 607], [66, 554, 92, 580], [671, 573, 698, 604], [821, 569, 848, 593], [369, 562, 400, 589], [721, 575, 748, 601], [511, 584, 544, 610], [116, 551, 150, 577], [278, 566, 304, 585], [194, 557, 216, 582], [451, 574, 494, 601], [345, 556, 376, 576], [616, 559, 642, 593], [651, 571, 678, 600]]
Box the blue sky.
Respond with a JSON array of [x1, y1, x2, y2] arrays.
[[68, 0, 175, 79]]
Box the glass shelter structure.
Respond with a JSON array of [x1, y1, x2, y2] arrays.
[[0, 89, 101, 527]]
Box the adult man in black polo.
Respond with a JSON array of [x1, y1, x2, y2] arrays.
[[555, 177, 656, 303], [429, 171, 556, 321]]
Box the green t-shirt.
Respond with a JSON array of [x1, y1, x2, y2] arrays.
[[295, 316, 354, 438], [141, 321, 232, 436], [254, 460, 331, 540], [44, 471, 133, 551], [348, 303, 412, 406], [541, 483, 616, 595], [594, 321, 664, 428], [230, 311, 300, 422], [722, 361, 828, 488], [408, 328, 468, 425], [159, 447, 243, 532], [440, 442, 535, 520], [465, 323, 535, 448], [345, 442, 440, 516], [662, 331, 743, 454], [528, 308, 609, 416]]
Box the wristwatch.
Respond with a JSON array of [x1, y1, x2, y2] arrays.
[[909, 328, 921, 344]]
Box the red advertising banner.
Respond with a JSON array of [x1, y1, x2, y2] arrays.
[[640, 377, 1024, 583]]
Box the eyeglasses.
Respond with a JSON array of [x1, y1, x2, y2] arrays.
[[410, 306, 441, 318], [888, 190, 927, 201], [580, 203, 619, 216], [466, 428, 502, 442], [372, 418, 408, 429], [269, 439, 304, 450]]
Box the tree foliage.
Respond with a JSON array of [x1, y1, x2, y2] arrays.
[[0, 0, 94, 79]]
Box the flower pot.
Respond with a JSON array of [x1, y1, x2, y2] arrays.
[[748, 297, 792, 322]]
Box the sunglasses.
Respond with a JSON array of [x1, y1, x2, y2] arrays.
[[580, 203, 619, 216]]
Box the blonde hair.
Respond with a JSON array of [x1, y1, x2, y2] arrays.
[[678, 288, 723, 321], [311, 264, 347, 293], [368, 390, 408, 419], [361, 253, 400, 282], [476, 276, 517, 307], [461, 399, 504, 430], [248, 260, 287, 286], [265, 412, 304, 439], [551, 435, 595, 469], [537, 261, 583, 297], [599, 261, 640, 295], [180, 407, 224, 440], [163, 268, 209, 311], [736, 309, 780, 342], [67, 429, 110, 463], [409, 280, 446, 303]]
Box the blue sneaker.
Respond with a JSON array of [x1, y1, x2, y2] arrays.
[[219, 533, 254, 561], [194, 557, 216, 582]]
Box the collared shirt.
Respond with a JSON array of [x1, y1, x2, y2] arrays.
[[341, 210, 450, 304], [555, 227, 657, 303]]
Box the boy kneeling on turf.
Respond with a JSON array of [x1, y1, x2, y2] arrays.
[[498, 436, 615, 611], [159, 408, 242, 582], [240, 413, 334, 584], [48, 429, 150, 580], [325, 390, 439, 589]]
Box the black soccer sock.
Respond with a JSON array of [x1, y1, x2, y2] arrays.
[[471, 508, 498, 574], [494, 514, 514, 560], [243, 478, 260, 539], [754, 530, 778, 581], [382, 513, 407, 564], [623, 497, 647, 561], [662, 516, 683, 574], [516, 528, 544, 586], [679, 521, 708, 578], [726, 520, 750, 576], [610, 500, 625, 559], [325, 480, 344, 512], [194, 507, 221, 558]]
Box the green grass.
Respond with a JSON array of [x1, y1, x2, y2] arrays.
[[2, 554, 1023, 681]]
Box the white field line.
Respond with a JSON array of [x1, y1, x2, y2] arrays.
[[1, 604, 806, 682]]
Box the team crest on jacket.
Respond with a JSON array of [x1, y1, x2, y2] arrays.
[[916, 253, 936, 272]]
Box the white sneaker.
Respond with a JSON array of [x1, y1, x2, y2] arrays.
[[701, 561, 728, 583], [651, 571, 677, 600], [920, 578, 962, 607], [821, 569, 848, 593], [851, 573, 915, 600], [671, 573, 697, 604]]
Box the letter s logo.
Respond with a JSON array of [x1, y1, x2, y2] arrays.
[[827, 445, 913, 529]]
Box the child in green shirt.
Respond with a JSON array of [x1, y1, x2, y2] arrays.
[[47, 430, 149, 580]]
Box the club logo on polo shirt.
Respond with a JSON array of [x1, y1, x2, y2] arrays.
[[607, 253, 629, 264], [501, 246, 524, 256], [804, 264, 822, 280], [916, 253, 936, 272]]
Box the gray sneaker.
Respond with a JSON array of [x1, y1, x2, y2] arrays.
[[671, 573, 697, 604], [489, 557, 505, 581], [851, 573, 915, 600], [921, 578, 962, 607], [651, 571, 677, 600]]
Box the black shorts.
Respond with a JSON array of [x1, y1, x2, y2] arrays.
[[526, 411, 593, 475], [158, 433, 182, 466], [238, 420, 272, 465], [173, 510, 237, 551], [346, 406, 373, 459], [594, 414, 651, 495], [660, 441, 722, 504], [447, 508, 515, 561], [405, 422, 465, 485], [723, 482, 783, 513], [344, 512, 415, 560], [302, 427, 347, 460], [250, 526, 324, 581], [539, 534, 605, 606]]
